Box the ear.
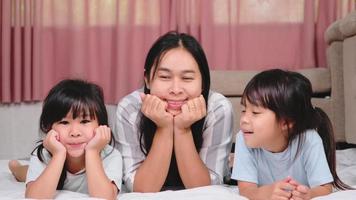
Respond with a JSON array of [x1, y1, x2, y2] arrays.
[[281, 119, 293, 131]]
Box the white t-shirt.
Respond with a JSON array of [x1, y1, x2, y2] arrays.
[[231, 129, 333, 187], [26, 145, 123, 194]]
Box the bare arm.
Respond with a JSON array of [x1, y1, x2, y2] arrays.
[[309, 184, 333, 198], [25, 153, 66, 199], [133, 127, 174, 192], [173, 95, 210, 188], [174, 128, 210, 188], [86, 150, 118, 200], [86, 126, 118, 200], [25, 130, 66, 199], [290, 178, 332, 199], [238, 179, 295, 200], [133, 94, 174, 192]]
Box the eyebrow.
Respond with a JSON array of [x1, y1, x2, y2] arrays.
[[157, 67, 196, 74]]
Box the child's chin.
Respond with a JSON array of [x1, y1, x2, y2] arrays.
[[244, 140, 258, 148], [67, 150, 85, 158]]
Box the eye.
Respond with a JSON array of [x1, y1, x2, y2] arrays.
[[241, 109, 246, 113], [58, 120, 69, 125], [81, 119, 91, 124], [182, 76, 194, 80], [252, 111, 261, 115], [158, 75, 170, 80]]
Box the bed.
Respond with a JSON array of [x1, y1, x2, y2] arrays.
[[1, 148, 355, 200]]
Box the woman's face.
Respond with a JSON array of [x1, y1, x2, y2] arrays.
[[146, 48, 203, 116]]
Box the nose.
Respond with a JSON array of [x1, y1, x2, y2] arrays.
[[169, 78, 183, 94], [69, 125, 81, 137], [239, 112, 249, 126]]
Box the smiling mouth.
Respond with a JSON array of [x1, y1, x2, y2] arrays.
[[243, 131, 254, 135], [166, 100, 186, 110], [68, 143, 85, 149]]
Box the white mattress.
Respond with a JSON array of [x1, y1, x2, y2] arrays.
[[0, 149, 355, 200]]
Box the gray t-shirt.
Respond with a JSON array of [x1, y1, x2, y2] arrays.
[[26, 145, 123, 194], [231, 129, 333, 187]]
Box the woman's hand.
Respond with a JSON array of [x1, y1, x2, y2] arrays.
[[43, 130, 66, 156], [174, 95, 206, 130], [85, 125, 111, 153], [140, 93, 174, 128]]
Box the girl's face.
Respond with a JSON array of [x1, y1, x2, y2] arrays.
[[51, 110, 99, 158], [240, 100, 288, 153], [146, 48, 203, 116]]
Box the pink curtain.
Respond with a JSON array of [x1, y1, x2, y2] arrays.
[[1, 0, 355, 103]]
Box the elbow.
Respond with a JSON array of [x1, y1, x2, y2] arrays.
[[90, 192, 117, 200], [91, 187, 118, 200], [133, 185, 161, 193], [25, 191, 54, 199], [184, 176, 211, 189], [238, 187, 253, 200], [133, 181, 162, 193], [321, 184, 333, 196]]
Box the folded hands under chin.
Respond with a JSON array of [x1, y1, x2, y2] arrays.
[[173, 95, 207, 130], [140, 93, 207, 130]]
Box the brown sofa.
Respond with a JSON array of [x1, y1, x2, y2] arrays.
[[211, 11, 356, 144], [325, 11, 356, 144]]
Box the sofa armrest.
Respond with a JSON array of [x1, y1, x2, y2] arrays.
[[339, 12, 356, 38], [326, 11, 356, 144], [325, 12, 356, 44]]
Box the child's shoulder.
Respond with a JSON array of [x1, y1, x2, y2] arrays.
[[29, 147, 52, 164], [101, 145, 121, 158], [303, 129, 323, 145], [100, 145, 123, 169]]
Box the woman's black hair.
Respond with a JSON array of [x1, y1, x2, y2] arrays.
[[241, 69, 353, 190], [139, 31, 211, 188], [32, 79, 114, 190]]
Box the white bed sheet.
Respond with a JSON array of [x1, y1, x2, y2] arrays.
[[0, 148, 355, 200]]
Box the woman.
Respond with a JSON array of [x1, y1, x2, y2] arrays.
[[114, 31, 233, 192]]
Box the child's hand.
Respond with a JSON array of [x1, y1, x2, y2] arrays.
[[43, 130, 66, 156], [174, 95, 206, 130], [289, 179, 312, 200], [140, 93, 173, 128], [269, 177, 295, 200], [85, 125, 111, 153]]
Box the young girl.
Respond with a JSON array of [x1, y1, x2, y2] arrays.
[[114, 31, 233, 192], [12, 79, 122, 199], [231, 69, 353, 200]]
